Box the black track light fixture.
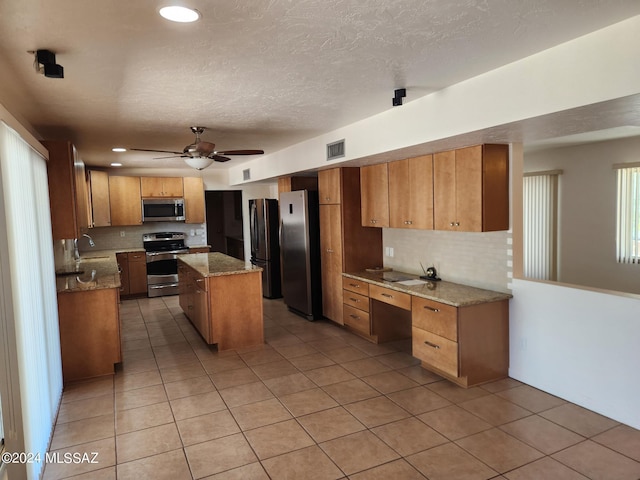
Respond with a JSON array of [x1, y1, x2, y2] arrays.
[[31, 49, 64, 78], [392, 88, 406, 106]]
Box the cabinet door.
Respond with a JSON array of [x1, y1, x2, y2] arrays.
[[116, 253, 129, 296], [109, 176, 142, 226], [388, 159, 410, 229], [320, 204, 343, 324], [455, 146, 483, 232], [88, 170, 111, 227], [318, 168, 341, 204], [360, 163, 389, 227], [433, 150, 457, 231], [127, 252, 147, 295], [141, 177, 184, 197], [407, 155, 434, 230], [183, 177, 205, 223], [193, 276, 210, 342]]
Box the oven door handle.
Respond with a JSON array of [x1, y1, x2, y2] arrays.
[[146, 250, 188, 262]]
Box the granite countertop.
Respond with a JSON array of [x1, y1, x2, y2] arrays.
[[178, 252, 262, 277], [56, 252, 121, 293], [343, 271, 512, 307]]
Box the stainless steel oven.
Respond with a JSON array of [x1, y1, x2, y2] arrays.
[[143, 232, 189, 297]]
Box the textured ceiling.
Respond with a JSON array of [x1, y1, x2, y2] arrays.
[[1, 0, 639, 170]]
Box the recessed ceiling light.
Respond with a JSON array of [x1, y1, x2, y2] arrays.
[[159, 6, 200, 23], [112, 147, 126, 152], [110, 163, 123, 167]]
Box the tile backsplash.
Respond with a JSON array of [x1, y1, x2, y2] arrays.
[[77, 223, 207, 252], [383, 228, 512, 293]]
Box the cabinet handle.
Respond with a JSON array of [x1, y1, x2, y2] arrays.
[[370, 219, 377, 224], [455, 222, 460, 227], [450, 222, 455, 227], [424, 340, 441, 349], [381, 293, 393, 298], [325, 196, 331, 201], [349, 297, 359, 302], [349, 314, 359, 320], [423, 305, 440, 313], [404, 220, 412, 225], [326, 249, 334, 253], [349, 283, 360, 288]]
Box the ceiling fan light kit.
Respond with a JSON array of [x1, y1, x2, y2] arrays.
[[130, 126, 264, 170], [159, 6, 200, 23]]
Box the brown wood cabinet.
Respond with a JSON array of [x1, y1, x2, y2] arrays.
[[360, 163, 389, 227], [109, 176, 142, 226], [388, 154, 434, 229], [140, 176, 184, 197], [183, 176, 205, 223], [57, 288, 121, 383], [44, 140, 90, 239], [433, 144, 509, 232], [411, 296, 509, 387], [116, 251, 147, 297], [278, 176, 318, 198], [318, 168, 382, 325], [88, 170, 111, 227], [189, 246, 211, 253]]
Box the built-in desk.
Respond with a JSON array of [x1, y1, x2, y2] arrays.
[[342, 271, 512, 387]]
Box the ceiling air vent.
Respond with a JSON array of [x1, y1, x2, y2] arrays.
[[327, 139, 345, 161], [243, 168, 251, 181]]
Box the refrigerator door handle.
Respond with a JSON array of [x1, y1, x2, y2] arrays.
[[250, 201, 259, 254]]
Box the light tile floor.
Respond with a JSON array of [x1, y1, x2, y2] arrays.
[[43, 296, 640, 480]]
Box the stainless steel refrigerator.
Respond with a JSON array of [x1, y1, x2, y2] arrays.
[[279, 190, 322, 320], [249, 198, 282, 298]]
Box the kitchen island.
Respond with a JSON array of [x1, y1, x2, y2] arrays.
[[178, 252, 264, 350], [342, 270, 512, 387], [56, 252, 122, 383]]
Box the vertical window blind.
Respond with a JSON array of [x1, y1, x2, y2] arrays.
[[0, 121, 62, 480], [616, 165, 640, 264], [523, 171, 560, 280]]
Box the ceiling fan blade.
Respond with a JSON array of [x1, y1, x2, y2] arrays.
[[152, 155, 188, 159], [211, 154, 231, 162], [131, 148, 184, 155], [215, 149, 264, 155]]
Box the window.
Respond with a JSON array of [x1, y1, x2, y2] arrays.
[[523, 171, 561, 280], [616, 165, 640, 264]]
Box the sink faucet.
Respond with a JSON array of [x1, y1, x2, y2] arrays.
[[82, 233, 96, 247]]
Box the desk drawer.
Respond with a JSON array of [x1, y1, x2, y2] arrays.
[[343, 277, 370, 295], [412, 297, 457, 341], [369, 284, 411, 310], [412, 327, 458, 378], [343, 304, 370, 335], [343, 291, 369, 312]]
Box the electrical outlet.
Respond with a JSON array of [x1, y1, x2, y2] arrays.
[[120, 231, 125, 237], [384, 247, 394, 257]]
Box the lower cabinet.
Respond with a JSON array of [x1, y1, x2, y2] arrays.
[[411, 296, 509, 387], [116, 251, 147, 297], [57, 288, 121, 383]]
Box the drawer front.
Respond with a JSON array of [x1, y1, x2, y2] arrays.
[[342, 277, 370, 296], [412, 327, 458, 378], [343, 290, 370, 312], [343, 304, 370, 335], [411, 297, 457, 341], [369, 284, 411, 310], [127, 251, 146, 262]]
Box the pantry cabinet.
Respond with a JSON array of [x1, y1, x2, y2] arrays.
[[183, 176, 205, 223], [44, 140, 91, 239], [88, 170, 111, 227], [319, 167, 382, 325], [433, 144, 509, 232], [388, 154, 434, 230], [140, 176, 184, 197], [109, 176, 142, 226], [360, 163, 389, 227]]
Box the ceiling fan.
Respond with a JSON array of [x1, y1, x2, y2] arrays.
[[131, 126, 264, 168]]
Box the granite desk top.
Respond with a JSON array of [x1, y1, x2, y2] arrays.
[[343, 271, 512, 307], [178, 252, 262, 277]]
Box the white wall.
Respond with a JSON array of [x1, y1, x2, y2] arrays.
[[510, 279, 640, 429], [525, 136, 640, 294]]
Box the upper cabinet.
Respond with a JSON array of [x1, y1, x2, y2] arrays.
[[278, 176, 318, 199], [360, 163, 389, 227], [433, 144, 509, 232], [388, 154, 434, 230], [183, 177, 205, 224], [141, 176, 184, 197], [109, 176, 142, 226], [318, 168, 341, 204], [87, 170, 111, 227], [44, 141, 90, 239]]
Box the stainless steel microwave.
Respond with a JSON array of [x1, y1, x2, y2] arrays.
[[142, 198, 185, 222]]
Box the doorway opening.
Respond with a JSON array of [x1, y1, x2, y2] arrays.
[[205, 191, 244, 260]]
